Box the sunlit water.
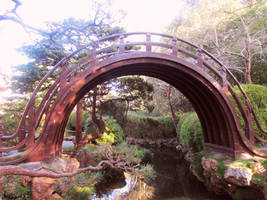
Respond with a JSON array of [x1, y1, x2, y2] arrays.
[[91, 148, 232, 200]]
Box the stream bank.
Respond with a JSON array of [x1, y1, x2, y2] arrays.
[[91, 147, 232, 200]]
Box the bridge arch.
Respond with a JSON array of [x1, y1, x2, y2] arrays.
[[30, 53, 243, 161], [1, 32, 266, 165]]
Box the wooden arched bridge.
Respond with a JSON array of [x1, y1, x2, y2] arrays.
[[0, 32, 266, 165]]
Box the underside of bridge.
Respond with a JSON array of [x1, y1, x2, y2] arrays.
[[27, 54, 248, 162]]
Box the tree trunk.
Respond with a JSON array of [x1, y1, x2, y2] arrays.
[[167, 86, 178, 128], [245, 36, 252, 84], [91, 88, 105, 138]]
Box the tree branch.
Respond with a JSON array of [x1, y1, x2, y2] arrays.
[[0, 160, 113, 177]]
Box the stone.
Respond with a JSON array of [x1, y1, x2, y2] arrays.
[[32, 174, 57, 200], [51, 193, 62, 199], [201, 157, 219, 172], [224, 166, 253, 186], [31, 155, 80, 200]]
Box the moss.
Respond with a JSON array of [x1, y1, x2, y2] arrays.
[[214, 159, 227, 178], [229, 158, 254, 170]]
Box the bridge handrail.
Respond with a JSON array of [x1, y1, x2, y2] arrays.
[[201, 48, 267, 136], [0, 32, 266, 162]]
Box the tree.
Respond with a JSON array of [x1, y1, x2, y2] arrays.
[[11, 19, 124, 94], [168, 0, 267, 84], [116, 76, 154, 121]]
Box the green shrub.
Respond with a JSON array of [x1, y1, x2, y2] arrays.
[[229, 84, 267, 139], [1, 98, 27, 135], [84, 116, 124, 145], [123, 112, 177, 139], [177, 112, 203, 152], [66, 110, 89, 131], [101, 99, 127, 126], [2, 175, 31, 199], [64, 185, 95, 200]]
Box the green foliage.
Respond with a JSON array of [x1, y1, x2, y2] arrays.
[[84, 115, 124, 144], [74, 171, 103, 188], [229, 84, 267, 139], [214, 159, 227, 178], [191, 151, 207, 180], [103, 116, 124, 144], [101, 99, 127, 126], [177, 112, 203, 152], [168, 0, 267, 84], [64, 185, 95, 200], [66, 110, 89, 131], [2, 175, 31, 200], [123, 112, 177, 139], [95, 132, 115, 145], [137, 164, 156, 185], [1, 97, 27, 135], [117, 76, 154, 112]]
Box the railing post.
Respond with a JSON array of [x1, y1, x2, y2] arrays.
[[146, 33, 152, 52], [119, 35, 125, 54], [89, 49, 96, 66], [171, 37, 178, 56], [195, 48, 203, 68], [220, 65, 227, 89]]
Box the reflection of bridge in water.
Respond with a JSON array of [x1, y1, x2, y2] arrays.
[[0, 32, 266, 165]]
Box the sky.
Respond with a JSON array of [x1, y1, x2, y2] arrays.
[[0, 0, 183, 103], [0, 0, 183, 74]]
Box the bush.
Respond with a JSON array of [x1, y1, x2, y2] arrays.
[[1, 98, 27, 135], [230, 84, 267, 139], [123, 112, 177, 139], [101, 99, 127, 126], [84, 116, 124, 145], [177, 112, 203, 152], [66, 110, 89, 131]]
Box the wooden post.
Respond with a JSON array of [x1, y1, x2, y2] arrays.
[[195, 48, 203, 68], [119, 35, 125, 54], [220, 65, 227, 89], [76, 99, 83, 144], [146, 33, 151, 52], [171, 37, 178, 56]]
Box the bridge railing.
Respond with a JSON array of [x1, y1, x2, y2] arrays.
[[0, 32, 266, 164]]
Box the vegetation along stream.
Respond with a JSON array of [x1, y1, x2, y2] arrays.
[[91, 148, 232, 200]]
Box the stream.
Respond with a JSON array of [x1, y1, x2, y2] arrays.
[[91, 148, 232, 200]]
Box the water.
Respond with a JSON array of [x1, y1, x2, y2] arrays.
[[91, 148, 232, 200]]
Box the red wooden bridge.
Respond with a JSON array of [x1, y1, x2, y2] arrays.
[[0, 32, 266, 165]]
